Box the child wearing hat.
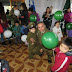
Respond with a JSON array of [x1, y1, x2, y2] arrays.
[[27, 22, 42, 59]]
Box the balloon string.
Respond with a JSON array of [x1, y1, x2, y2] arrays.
[[53, 50, 55, 62]]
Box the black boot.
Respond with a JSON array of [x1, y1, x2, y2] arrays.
[[48, 60, 52, 63], [2, 42, 7, 45], [9, 40, 11, 44], [39, 53, 43, 56]]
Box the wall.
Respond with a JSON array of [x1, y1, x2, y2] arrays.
[[25, 0, 56, 21]]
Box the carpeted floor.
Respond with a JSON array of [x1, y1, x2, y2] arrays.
[[0, 41, 72, 72]]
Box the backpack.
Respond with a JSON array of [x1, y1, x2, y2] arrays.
[[0, 59, 10, 72]]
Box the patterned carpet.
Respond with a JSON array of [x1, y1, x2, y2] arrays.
[[0, 41, 72, 72]]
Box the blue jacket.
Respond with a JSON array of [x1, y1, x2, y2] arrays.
[[21, 25, 28, 34]]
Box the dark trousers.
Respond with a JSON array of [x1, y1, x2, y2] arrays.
[[15, 35, 21, 43], [64, 21, 69, 35], [43, 20, 51, 30]]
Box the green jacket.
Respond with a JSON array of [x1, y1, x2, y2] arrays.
[[9, 8, 17, 22], [36, 28, 50, 51], [27, 32, 37, 49], [37, 28, 49, 45], [13, 25, 21, 36]]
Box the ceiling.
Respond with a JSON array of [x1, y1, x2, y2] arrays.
[[0, 0, 21, 6], [0, 0, 10, 6]]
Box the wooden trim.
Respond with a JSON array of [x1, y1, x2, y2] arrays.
[[11, 0, 24, 2], [10, 0, 25, 9], [10, 0, 12, 9]]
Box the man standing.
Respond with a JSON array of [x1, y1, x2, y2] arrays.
[[9, 5, 18, 24], [36, 21, 53, 63]]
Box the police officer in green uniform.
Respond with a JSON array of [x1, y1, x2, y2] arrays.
[[36, 21, 53, 63], [27, 22, 42, 59]]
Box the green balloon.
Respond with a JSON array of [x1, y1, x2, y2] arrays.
[[42, 32, 58, 49], [54, 11, 63, 20], [66, 23, 72, 30], [30, 15, 37, 22]]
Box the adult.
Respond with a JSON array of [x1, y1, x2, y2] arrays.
[[20, 3, 28, 26], [64, 8, 71, 23], [28, 7, 40, 24], [37, 22, 53, 63], [64, 7, 71, 35], [9, 5, 18, 24], [42, 7, 51, 29], [0, 2, 11, 45]]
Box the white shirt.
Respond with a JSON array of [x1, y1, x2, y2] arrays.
[[52, 26, 63, 41]]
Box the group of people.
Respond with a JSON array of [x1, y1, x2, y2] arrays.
[[27, 21, 72, 72], [0, 2, 72, 72]]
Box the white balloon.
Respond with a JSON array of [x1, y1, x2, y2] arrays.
[[21, 35, 27, 42], [14, 10, 20, 16], [4, 30, 12, 38]]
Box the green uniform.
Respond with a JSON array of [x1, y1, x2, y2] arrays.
[[27, 32, 41, 59], [27, 22, 41, 59], [13, 25, 21, 36], [9, 8, 18, 24], [36, 28, 53, 60]]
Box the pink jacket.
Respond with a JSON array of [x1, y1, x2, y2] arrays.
[[64, 12, 72, 22], [51, 47, 72, 72]]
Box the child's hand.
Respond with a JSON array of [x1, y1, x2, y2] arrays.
[[40, 49, 43, 52], [30, 38, 35, 43], [52, 48, 56, 51], [31, 43, 34, 45], [57, 32, 60, 34]]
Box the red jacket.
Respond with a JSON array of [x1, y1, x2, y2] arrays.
[[51, 47, 72, 72], [0, 14, 8, 29], [0, 24, 3, 33]]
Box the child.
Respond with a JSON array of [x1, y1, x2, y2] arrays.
[[21, 23, 28, 35], [28, 8, 40, 24], [27, 22, 41, 59], [67, 29, 72, 38], [13, 21, 21, 44], [52, 21, 63, 42], [51, 38, 72, 72]]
